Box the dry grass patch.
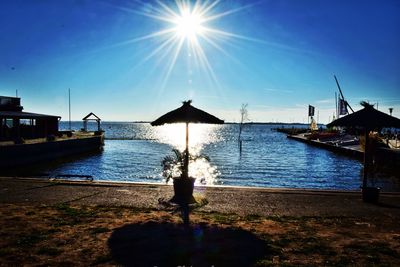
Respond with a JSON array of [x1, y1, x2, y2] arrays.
[[0, 204, 399, 266]]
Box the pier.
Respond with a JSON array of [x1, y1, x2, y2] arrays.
[[0, 132, 104, 168], [285, 133, 400, 170], [287, 133, 363, 159]]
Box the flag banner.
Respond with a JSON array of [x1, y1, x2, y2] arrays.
[[308, 105, 315, 117], [339, 99, 348, 115]]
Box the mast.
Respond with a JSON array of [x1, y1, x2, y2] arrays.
[[334, 75, 354, 113]]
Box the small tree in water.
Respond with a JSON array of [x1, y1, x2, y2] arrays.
[[238, 103, 249, 154]]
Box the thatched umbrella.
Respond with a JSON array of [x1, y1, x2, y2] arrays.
[[327, 102, 400, 191], [151, 100, 224, 178]]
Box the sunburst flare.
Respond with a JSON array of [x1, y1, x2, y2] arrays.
[[112, 0, 256, 89]]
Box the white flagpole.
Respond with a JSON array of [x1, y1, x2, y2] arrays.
[[69, 88, 71, 130]]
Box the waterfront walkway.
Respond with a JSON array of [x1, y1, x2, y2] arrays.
[[1, 177, 400, 218]]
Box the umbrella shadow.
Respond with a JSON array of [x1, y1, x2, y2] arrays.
[[108, 221, 266, 267]]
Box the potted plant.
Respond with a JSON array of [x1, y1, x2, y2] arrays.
[[162, 149, 209, 204]]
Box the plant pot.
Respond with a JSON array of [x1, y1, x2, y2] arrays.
[[361, 186, 380, 203], [170, 177, 196, 204]]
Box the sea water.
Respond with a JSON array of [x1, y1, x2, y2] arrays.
[[12, 122, 400, 191]]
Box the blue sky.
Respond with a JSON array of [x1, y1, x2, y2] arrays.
[[1, 0, 399, 123]]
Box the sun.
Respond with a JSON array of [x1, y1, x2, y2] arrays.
[[113, 1, 256, 88], [174, 8, 204, 41]]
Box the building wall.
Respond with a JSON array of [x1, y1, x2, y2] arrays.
[[0, 96, 23, 111], [36, 118, 59, 137], [0, 117, 59, 141]]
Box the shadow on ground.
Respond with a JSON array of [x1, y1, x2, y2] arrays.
[[108, 221, 266, 266]]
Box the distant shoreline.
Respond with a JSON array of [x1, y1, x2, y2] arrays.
[[60, 120, 321, 126]]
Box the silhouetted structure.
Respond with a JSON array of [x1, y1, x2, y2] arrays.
[[0, 96, 60, 141], [151, 100, 224, 179], [82, 112, 101, 132], [151, 100, 224, 224], [327, 102, 400, 202]]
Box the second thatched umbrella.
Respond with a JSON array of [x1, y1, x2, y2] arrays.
[[151, 100, 224, 179], [327, 102, 400, 201]]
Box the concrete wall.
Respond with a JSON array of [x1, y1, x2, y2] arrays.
[[0, 135, 104, 168]]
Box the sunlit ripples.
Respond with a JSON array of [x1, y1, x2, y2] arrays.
[[39, 122, 400, 191], [152, 123, 223, 185], [151, 123, 224, 153]]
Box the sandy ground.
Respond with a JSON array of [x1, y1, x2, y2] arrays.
[[1, 177, 400, 266]]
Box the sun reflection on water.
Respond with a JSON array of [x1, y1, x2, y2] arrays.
[[153, 123, 223, 153], [153, 123, 223, 185], [189, 157, 220, 185]]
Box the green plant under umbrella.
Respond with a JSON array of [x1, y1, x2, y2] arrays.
[[151, 100, 224, 179]]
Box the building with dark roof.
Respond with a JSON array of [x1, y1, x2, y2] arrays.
[[0, 96, 60, 141]]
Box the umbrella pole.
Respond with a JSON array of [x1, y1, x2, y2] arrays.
[[362, 130, 369, 188], [184, 122, 189, 178]]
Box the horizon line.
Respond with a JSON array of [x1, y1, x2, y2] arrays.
[[59, 120, 321, 125]]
